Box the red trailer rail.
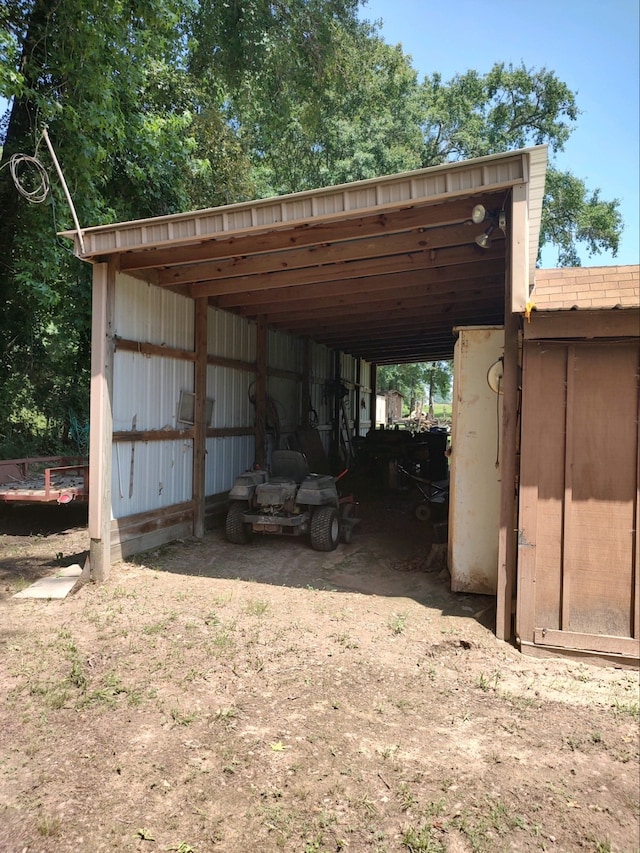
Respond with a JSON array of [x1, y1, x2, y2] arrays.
[[0, 456, 89, 504]]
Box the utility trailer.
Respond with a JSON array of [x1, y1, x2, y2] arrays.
[[0, 457, 89, 504]]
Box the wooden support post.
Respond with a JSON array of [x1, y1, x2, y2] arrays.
[[355, 359, 362, 437], [255, 317, 267, 467], [371, 364, 378, 427], [88, 261, 115, 581], [193, 297, 208, 539], [496, 237, 521, 641], [510, 183, 529, 313]]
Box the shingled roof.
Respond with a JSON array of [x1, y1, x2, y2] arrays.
[[532, 265, 639, 310]]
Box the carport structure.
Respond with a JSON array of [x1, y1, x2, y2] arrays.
[[64, 145, 548, 642]]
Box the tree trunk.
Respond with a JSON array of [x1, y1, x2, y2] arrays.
[[0, 0, 50, 371]]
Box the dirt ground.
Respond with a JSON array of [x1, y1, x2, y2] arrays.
[[0, 489, 638, 853]]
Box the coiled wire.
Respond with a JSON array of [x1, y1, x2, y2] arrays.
[[9, 152, 50, 203]]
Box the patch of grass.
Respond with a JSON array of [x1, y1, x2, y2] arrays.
[[401, 821, 446, 852], [389, 612, 407, 635], [215, 706, 239, 728], [78, 672, 127, 709], [245, 598, 269, 616], [612, 698, 639, 719], [170, 707, 197, 726], [37, 814, 62, 837]]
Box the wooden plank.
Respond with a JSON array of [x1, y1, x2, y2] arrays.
[[118, 198, 488, 271], [563, 342, 638, 637], [525, 309, 640, 340], [114, 337, 196, 361], [89, 261, 115, 581], [186, 242, 506, 299], [534, 628, 640, 658], [561, 346, 576, 630], [216, 260, 506, 310], [159, 224, 505, 288], [193, 297, 208, 539], [516, 342, 567, 644], [510, 183, 529, 313], [259, 280, 502, 323], [496, 262, 517, 641]]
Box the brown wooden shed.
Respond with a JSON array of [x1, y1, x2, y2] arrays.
[[517, 265, 640, 666]]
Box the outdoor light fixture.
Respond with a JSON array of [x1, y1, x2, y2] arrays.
[[471, 203, 488, 224], [475, 223, 495, 248], [471, 205, 507, 249]]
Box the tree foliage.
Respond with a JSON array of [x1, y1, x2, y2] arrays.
[[377, 362, 452, 413], [0, 1, 624, 456]]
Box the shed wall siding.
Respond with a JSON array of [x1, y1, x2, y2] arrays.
[[114, 274, 194, 348]]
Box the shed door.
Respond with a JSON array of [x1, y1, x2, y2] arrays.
[[517, 339, 639, 659]]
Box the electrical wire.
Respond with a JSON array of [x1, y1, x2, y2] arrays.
[[8, 152, 50, 203]]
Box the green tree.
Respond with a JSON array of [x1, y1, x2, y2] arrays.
[[0, 0, 361, 456], [417, 63, 621, 265], [377, 362, 452, 415]]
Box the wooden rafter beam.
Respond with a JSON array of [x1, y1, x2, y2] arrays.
[[182, 242, 505, 299], [117, 195, 502, 272]]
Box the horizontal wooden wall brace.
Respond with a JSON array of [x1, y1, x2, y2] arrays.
[[113, 426, 255, 443]]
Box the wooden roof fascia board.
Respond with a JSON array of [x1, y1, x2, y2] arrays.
[[62, 149, 538, 258], [117, 197, 495, 272], [157, 222, 502, 289], [186, 242, 505, 299], [213, 259, 506, 310]]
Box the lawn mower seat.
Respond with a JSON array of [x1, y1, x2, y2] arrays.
[[270, 450, 310, 483]]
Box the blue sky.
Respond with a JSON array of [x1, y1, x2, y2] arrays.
[[359, 0, 640, 267]]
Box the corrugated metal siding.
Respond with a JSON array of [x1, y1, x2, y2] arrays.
[[113, 352, 194, 433], [207, 365, 254, 429], [268, 328, 303, 372], [206, 436, 254, 493], [268, 376, 300, 439], [208, 306, 256, 360], [114, 273, 194, 349], [112, 439, 192, 518]]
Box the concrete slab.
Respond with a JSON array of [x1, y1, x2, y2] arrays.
[[13, 563, 85, 600]]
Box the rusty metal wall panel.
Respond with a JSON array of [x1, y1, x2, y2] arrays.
[[112, 439, 192, 518], [208, 306, 256, 361], [206, 436, 255, 494], [114, 273, 194, 349]]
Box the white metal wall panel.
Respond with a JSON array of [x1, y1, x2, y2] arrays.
[[208, 306, 256, 361], [311, 341, 332, 381], [113, 352, 193, 433], [207, 365, 254, 429], [340, 353, 358, 385], [112, 438, 192, 519], [114, 273, 194, 349], [268, 328, 304, 372], [268, 376, 300, 439], [206, 436, 255, 494]]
